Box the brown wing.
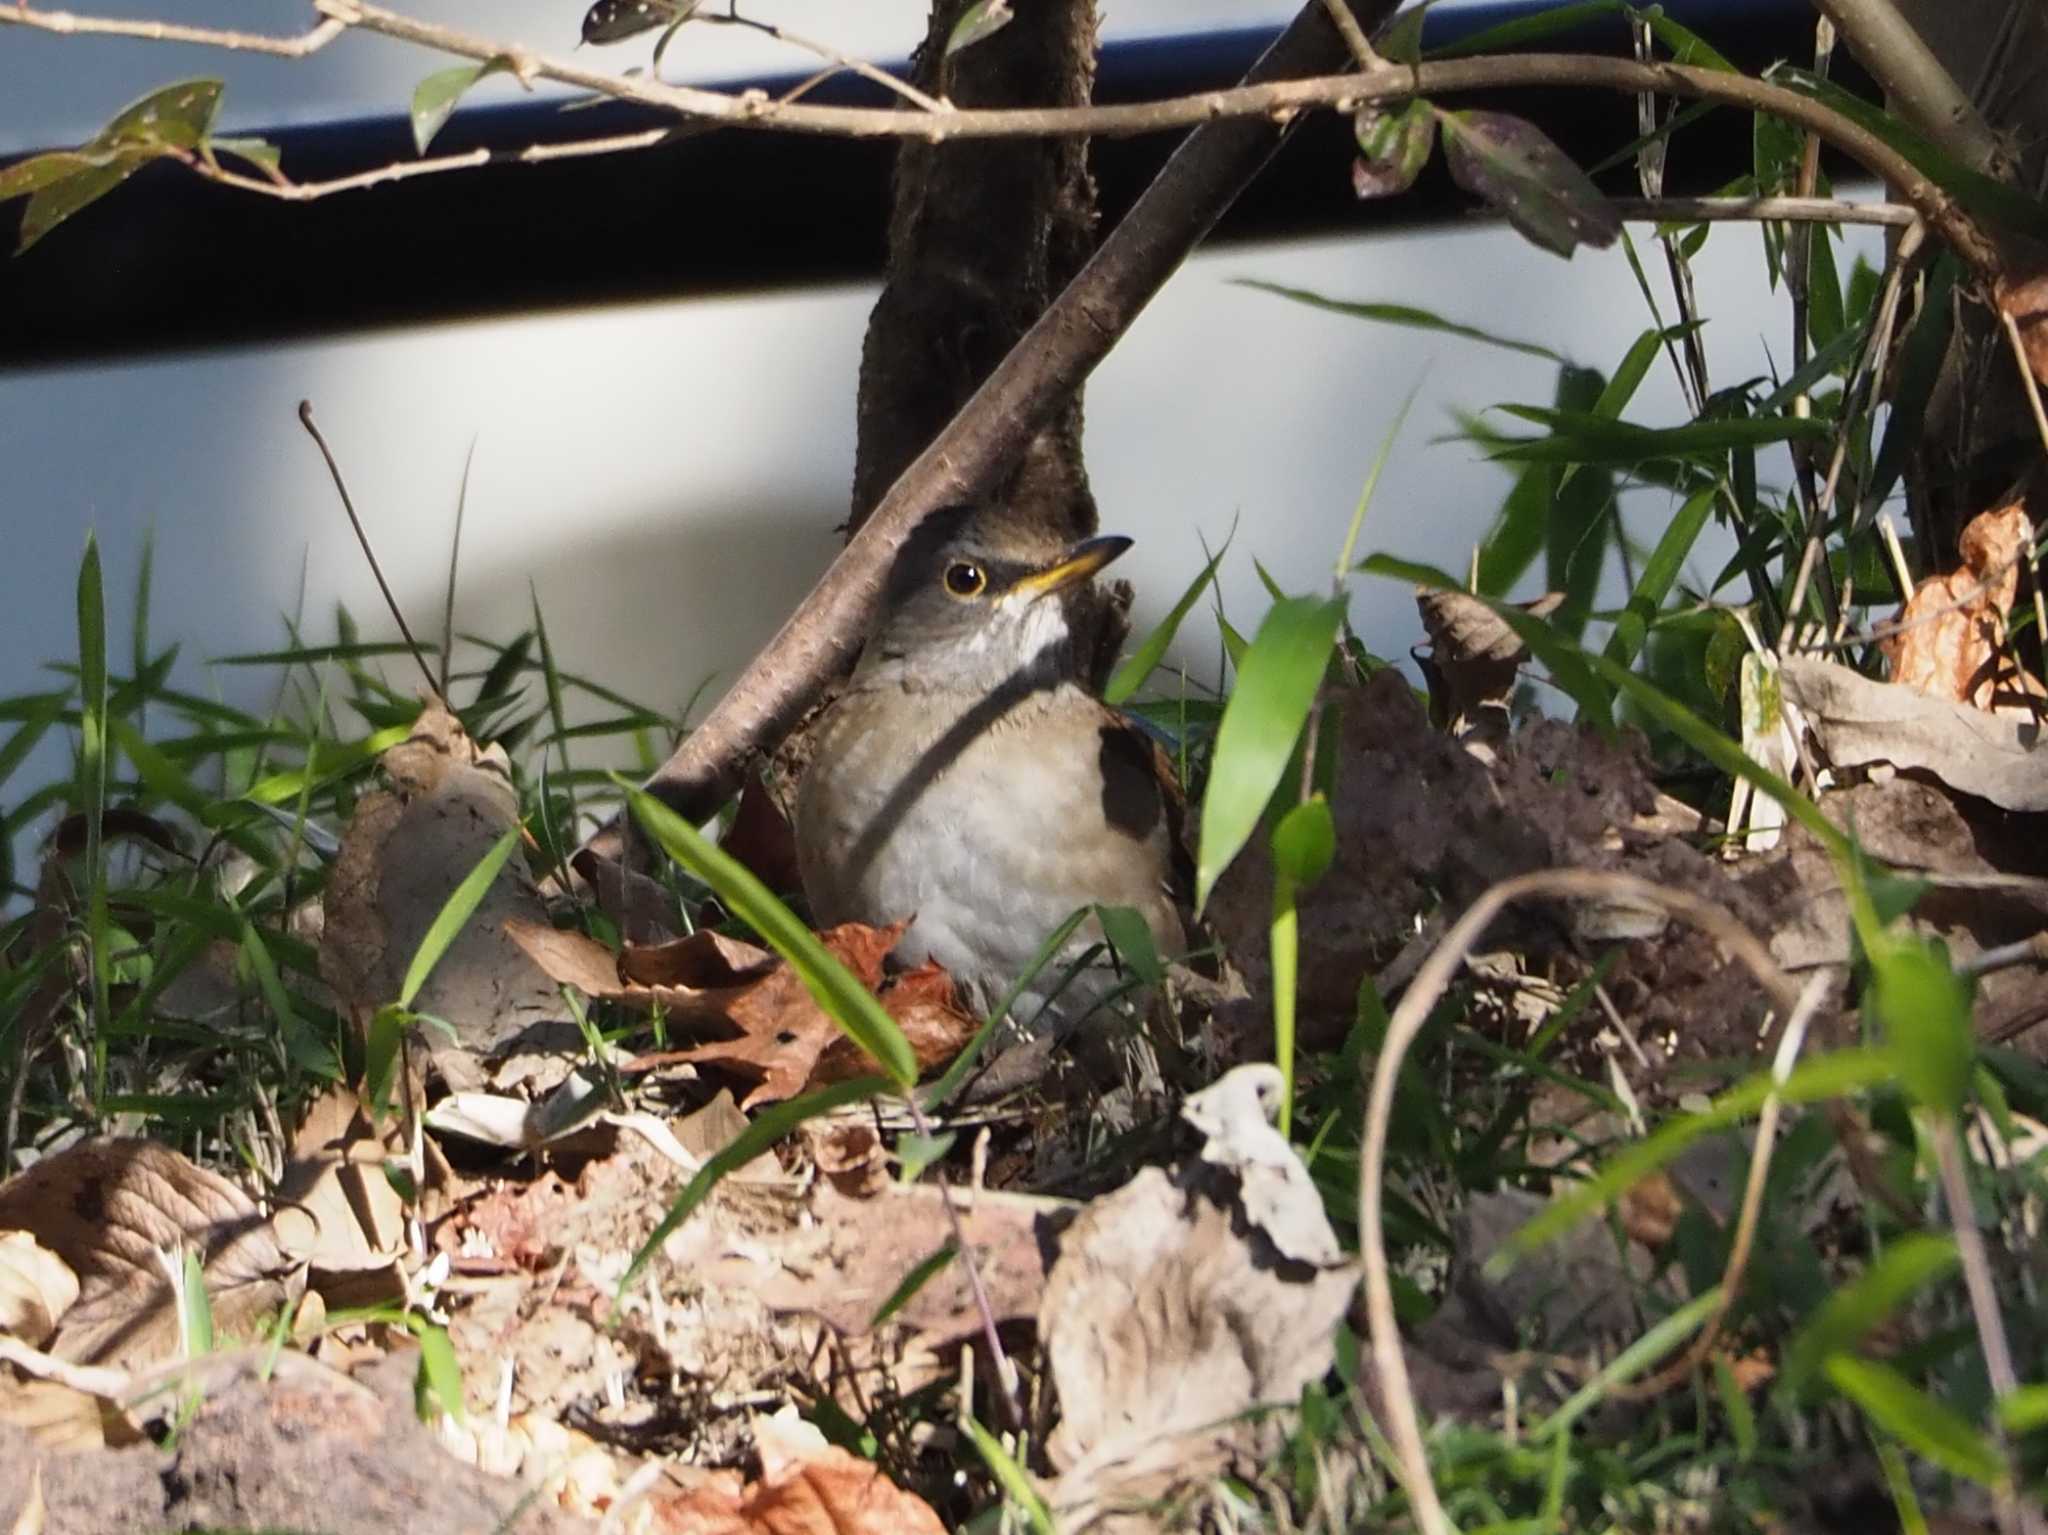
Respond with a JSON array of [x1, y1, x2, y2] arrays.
[[1094, 716, 1195, 912]]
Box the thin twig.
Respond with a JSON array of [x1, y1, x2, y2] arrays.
[[0, 2, 345, 55], [1932, 1120, 2038, 1535], [2, 0, 2010, 275], [297, 401, 442, 701], [1320, 0, 1382, 70], [703, 10, 948, 114], [1614, 195, 1915, 227], [1611, 973, 1830, 1401], [174, 128, 679, 202], [1358, 869, 1802, 1535]]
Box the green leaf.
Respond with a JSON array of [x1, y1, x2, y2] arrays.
[[1484, 409, 1830, 464], [1779, 1234, 1958, 1397], [1998, 1385, 2048, 1435], [398, 825, 522, 1009], [18, 149, 154, 253], [76, 535, 112, 1047], [103, 79, 223, 149], [1195, 595, 1345, 911], [1105, 539, 1229, 705], [868, 1244, 957, 1329], [1869, 939, 1973, 1116], [1496, 1047, 1897, 1260], [628, 788, 917, 1088], [412, 1321, 467, 1424], [1640, 8, 1736, 71], [1093, 903, 1164, 986], [1352, 99, 1437, 200], [621, 1075, 890, 1295], [209, 136, 282, 176], [1773, 67, 2048, 242], [1714, 1353, 1758, 1462], [1439, 109, 1621, 258], [363, 1003, 408, 1122], [1426, 0, 1618, 59], [1825, 1356, 2006, 1487], [946, 0, 1014, 56], [1604, 484, 1716, 667], [1533, 1286, 1723, 1440], [180, 1246, 214, 1359], [411, 59, 514, 156], [1377, 2, 1436, 65], [1271, 795, 1335, 887], [1235, 279, 1566, 363], [960, 1416, 1056, 1535], [895, 1132, 955, 1183], [0, 151, 111, 205]]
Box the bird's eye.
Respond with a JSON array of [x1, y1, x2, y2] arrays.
[[943, 561, 987, 598]]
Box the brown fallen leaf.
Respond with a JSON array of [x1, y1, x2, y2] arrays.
[[1619, 1171, 1682, 1250], [0, 1139, 293, 1368], [813, 960, 977, 1088], [0, 1232, 78, 1348], [1416, 588, 1564, 737], [273, 1087, 407, 1275], [1780, 655, 2048, 811], [1884, 501, 2045, 714], [1041, 1067, 1358, 1522], [320, 701, 561, 1085]]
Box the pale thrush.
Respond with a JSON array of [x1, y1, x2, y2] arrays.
[[795, 506, 1186, 1036]]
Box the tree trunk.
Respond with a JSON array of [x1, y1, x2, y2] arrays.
[[1873, 0, 2048, 567], [850, 0, 1103, 554]]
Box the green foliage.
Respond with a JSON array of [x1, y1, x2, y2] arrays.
[[410, 58, 515, 155]]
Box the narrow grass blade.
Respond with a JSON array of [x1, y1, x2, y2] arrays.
[[1105, 538, 1230, 705], [628, 787, 916, 1088]]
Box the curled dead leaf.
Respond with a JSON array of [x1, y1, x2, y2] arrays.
[[1618, 1171, 1681, 1250], [0, 1233, 78, 1347], [0, 1139, 292, 1368], [1883, 501, 2045, 714]]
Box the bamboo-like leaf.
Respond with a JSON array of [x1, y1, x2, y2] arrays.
[[1779, 1234, 1958, 1397], [1485, 407, 1830, 464], [1235, 279, 1566, 363], [1195, 595, 1345, 912], [1826, 1356, 2005, 1487], [1105, 537, 1230, 705], [398, 825, 522, 1008], [628, 788, 917, 1088], [946, 0, 1014, 56]]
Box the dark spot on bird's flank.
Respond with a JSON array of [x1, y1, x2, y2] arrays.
[[1096, 725, 1162, 841]]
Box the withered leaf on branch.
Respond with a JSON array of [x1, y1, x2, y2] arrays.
[[1439, 109, 1621, 258], [1352, 99, 1435, 200], [1884, 501, 2045, 713]]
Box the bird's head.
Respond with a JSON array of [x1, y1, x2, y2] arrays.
[[862, 506, 1133, 692]]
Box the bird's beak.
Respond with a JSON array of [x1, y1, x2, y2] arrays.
[[1011, 535, 1135, 601]]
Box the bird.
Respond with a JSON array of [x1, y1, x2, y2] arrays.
[[795, 504, 1186, 1043]]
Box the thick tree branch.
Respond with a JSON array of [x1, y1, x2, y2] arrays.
[[636, 0, 1404, 825], [1809, 0, 2006, 174]]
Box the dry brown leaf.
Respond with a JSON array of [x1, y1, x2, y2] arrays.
[[737, 1407, 947, 1535], [507, 921, 771, 1026], [0, 1232, 77, 1347], [1884, 501, 2045, 713], [1780, 655, 2048, 811], [320, 701, 561, 1081], [1041, 1068, 1358, 1520], [813, 961, 977, 1088], [1416, 588, 1562, 734], [1998, 268, 2048, 389], [274, 1088, 408, 1274], [0, 1139, 292, 1368], [0, 1378, 135, 1452], [7, 1462, 41, 1535]]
